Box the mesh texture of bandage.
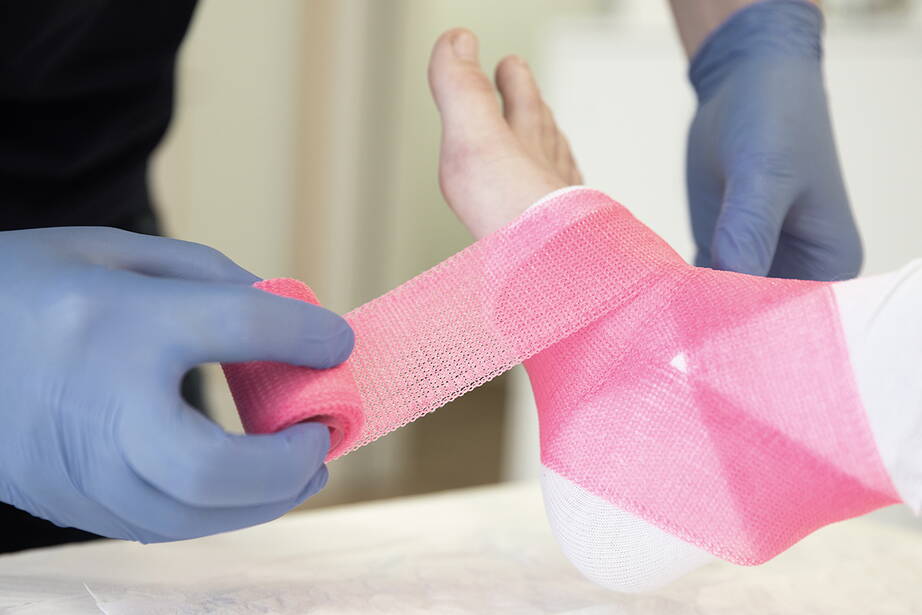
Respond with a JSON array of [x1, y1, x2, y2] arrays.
[[222, 187, 898, 566]]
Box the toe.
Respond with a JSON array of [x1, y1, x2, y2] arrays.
[[556, 133, 584, 185], [429, 30, 569, 239], [496, 55, 560, 163], [428, 28, 506, 139], [497, 55, 581, 184], [496, 56, 545, 137]]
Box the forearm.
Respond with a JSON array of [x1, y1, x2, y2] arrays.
[[668, 0, 820, 57]]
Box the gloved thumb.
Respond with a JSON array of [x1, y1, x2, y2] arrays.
[[711, 173, 795, 276]]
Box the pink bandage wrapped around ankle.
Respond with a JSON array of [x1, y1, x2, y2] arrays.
[[223, 187, 898, 565]]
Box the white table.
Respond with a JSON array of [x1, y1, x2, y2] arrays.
[[2, 482, 921, 614]]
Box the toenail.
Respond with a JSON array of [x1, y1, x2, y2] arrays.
[[452, 30, 476, 61]]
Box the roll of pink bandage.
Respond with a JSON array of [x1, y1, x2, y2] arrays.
[[221, 280, 364, 459], [222, 187, 898, 566]]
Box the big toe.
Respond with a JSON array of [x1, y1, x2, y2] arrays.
[[428, 28, 567, 239], [428, 29, 506, 139]]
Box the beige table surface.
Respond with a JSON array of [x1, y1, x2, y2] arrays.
[[1, 481, 921, 614]]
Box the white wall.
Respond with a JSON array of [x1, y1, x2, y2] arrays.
[[152, 0, 304, 281]]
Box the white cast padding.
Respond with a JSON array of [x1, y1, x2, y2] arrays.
[[539, 466, 713, 593], [833, 259, 922, 513]]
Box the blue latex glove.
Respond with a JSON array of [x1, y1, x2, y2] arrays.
[[686, 0, 862, 280], [0, 227, 354, 542]]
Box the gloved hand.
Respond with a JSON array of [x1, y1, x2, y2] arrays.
[[0, 227, 354, 542], [686, 0, 862, 280]]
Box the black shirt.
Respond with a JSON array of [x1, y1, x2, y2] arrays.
[[0, 0, 197, 230]]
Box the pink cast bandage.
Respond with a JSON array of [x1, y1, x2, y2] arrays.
[[222, 188, 898, 565]]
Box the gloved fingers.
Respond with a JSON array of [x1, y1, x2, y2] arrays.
[[131, 276, 354, 369], [36, 490, 161, 544], [132, 469, 327, 542], [768, 229, 864, 281], [86, 449, 327, 541], [65, 227, 259, 284], [693, 249, 714, 269], [2, 460, 181, 543], [120, 404, 331, 508], [685, 128, 723, 268], [710, 172, 797, 276]]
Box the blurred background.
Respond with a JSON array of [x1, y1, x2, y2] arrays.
[[151, 0, 922, 510]]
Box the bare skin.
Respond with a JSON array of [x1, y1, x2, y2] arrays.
[[428, 28, 582, 240]]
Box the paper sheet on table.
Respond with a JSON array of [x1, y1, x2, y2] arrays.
[[82, 534, 692, 615], [3, 484, 922, 615]]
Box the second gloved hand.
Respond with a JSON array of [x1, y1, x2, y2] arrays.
[[686, 0, 862, 280], [0, 227, 354, 542]]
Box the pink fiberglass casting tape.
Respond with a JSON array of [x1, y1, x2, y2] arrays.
[[222, 187, 898, 568], [221, 280, 364, 459]]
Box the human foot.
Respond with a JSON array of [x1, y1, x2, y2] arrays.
[[428, 28, 582, 239], [427, 28, 919, 595], [428, 27, 716, 592]]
